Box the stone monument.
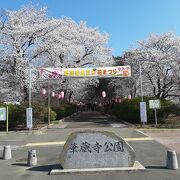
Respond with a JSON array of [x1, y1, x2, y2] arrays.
[[59, 130, 136, 169]]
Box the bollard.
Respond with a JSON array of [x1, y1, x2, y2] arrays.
[[27, 149, 37, 166], [166, 150, 178, 170], [3, 145, 12, 160]]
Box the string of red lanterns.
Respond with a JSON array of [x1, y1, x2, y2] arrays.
[[41, 89, 64, 99]]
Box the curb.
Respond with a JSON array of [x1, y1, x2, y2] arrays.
[[50, 161, 145, 175], [0, 129, 43, 135], [40, 123, 54, 131], [0, 125, 52, 135], [137, 128, 180, 133], [59, 112, 80, 123]]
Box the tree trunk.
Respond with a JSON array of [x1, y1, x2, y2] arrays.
[[68, 91, 73, 103]]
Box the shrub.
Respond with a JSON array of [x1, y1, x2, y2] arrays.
[[113, 98, 141, 124], [52, 103, 76, 120], [0, 102, 25, 128], [43, 109, 57, 122], [110, 97, 180, 124], [21, 101, 57, 126], [0, 101, 57, 128]]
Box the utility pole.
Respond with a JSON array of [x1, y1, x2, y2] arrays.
[[48, 80, 51, 127], [29, 61, 32, 108], [139, 60, 147, 125], [139, 60, 144, 102], [27, 60, 33, 130]]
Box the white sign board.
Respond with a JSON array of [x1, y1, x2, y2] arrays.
[[0, 107, 6, 121], [140, 102, 147, 123], [26, 108, 33, 129], [149, 100, 160, 109]]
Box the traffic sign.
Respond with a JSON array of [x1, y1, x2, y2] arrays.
[[149, 100, 160, 109]]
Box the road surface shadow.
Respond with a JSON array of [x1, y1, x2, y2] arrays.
[[146, 166, 167, 169], [27, 164, 62, 173], [12, 163, 28, 167]]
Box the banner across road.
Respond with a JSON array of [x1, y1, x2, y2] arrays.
[[39, 66, 131, 79]]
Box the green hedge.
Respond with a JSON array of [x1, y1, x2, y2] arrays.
[[52, 103, 76, 120], [112, 98, 141, 124], [109, 97, 180, 124], [0, 101, 76, 128], [0, 102, 25, 128], [0, 101, 57, 128]]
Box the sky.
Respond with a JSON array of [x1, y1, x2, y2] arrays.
[[1, 0, 180, 56]]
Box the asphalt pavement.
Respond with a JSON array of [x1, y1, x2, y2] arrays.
[[0, 111, 180, 180]]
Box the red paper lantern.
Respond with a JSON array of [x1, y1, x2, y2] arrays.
[[42, 88, 46, 95], [58, 94, 62, 99], [51, 92, 55, 97], [102, 91, 106, 98], [128, 94, 131, 100], [61, 91, 64, 99]]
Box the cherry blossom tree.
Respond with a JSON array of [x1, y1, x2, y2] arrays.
[[0, 5, 62, 101], [107, 56, 138, 99], [122, 33, 180, 100], [0, 4, 113, 102], [38, 17, 114, 103]]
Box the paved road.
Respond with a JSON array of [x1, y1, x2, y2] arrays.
[[60, 111, 127, 128], [140, 129, 180, 153], [0, 111, 180, 180]]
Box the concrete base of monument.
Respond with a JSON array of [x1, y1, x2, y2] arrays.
[[50, 161, 145, 175]]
